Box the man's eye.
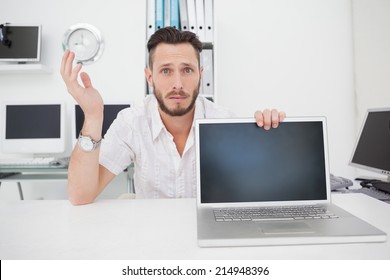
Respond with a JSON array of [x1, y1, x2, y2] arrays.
[[184, 68, 193, 73], [162, 69, 170, 74]]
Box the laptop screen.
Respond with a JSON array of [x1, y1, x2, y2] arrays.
[[197, 119, 328, 204]]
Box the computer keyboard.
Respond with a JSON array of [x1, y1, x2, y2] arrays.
[[0, 157, 69, 168], [330, 173, 353, 190], [51, 157, 70, 167], [353, 187, 390, 202]]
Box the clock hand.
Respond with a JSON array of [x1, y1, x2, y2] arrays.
[[74, 33, 84, 46]]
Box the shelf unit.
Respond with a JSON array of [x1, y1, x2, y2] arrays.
[[146, 0, 215, 101], [0, 64, 51, 74]]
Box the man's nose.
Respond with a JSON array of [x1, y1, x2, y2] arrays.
[[171, 72, 183, 90]]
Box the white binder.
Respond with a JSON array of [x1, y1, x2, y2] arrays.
[[204, 0, 213, 43], [146, 0, 156, 39], [187, 0, 197, 34], [195, 0, 205, 41], [201, 48, 214, 97], [164, 0, 171, 28], [179, 0, 189, 31]]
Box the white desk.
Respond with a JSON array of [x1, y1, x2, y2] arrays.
[[0, 193, 389, 260]]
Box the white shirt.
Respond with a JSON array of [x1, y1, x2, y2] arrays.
[[99, 95, 234, 199]]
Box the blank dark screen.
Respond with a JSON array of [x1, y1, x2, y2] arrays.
[[0, 26, 39, 59], [199, 121, 327, 203], [75, 104, 130, 138], [351, 111, 390, 172], [6, 105, 61, 139]]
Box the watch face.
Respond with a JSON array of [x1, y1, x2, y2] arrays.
[[63, 23, 104, 65], [79, 137, 94, 152]]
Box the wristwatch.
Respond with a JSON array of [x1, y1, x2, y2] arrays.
[[78, 133, 102, 152]]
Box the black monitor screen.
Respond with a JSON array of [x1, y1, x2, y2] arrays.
[[0, 26, 40, 60], [75, 104, 130, 138], [6, 105, 61, 139], [351, 110, 390, 173]]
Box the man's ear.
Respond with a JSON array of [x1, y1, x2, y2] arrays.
[[199, 65, 204, 80], [144, 67, 153, 86]]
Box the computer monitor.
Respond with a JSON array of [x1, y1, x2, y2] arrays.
[[0, 101, 65, 154], [0, 24, 42, 62], [72, 103, 131, 146], [350, 108, 390, 181]]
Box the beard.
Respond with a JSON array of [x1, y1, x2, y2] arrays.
[[153, 81, 201, 117]]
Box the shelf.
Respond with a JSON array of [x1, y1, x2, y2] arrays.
[[0, 64, 52, 74]]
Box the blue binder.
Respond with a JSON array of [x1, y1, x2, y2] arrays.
[[170, 0, 180, 29], [155, 0, 164, 30]]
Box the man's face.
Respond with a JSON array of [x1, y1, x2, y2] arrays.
[[145, 43, 202, 117]]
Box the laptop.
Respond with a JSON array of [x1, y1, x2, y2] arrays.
[[195, 117, 387, 247]]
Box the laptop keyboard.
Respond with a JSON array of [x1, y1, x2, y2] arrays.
[[214, 205, 339, 222]]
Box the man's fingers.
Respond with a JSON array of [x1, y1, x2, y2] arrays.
[[271, 109, 280, 128], [80, 72, 93, 89], [255, 110, 264, 127], [61, 51, 82, 83], [255, 109, 285, 130], [60, 49, 70, 76], [279, 111, 286, 122], [262, 109, 272, 130], [64, 51, 76, 77]]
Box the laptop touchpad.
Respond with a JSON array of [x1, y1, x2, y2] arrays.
[[260, 222, 315, 234]]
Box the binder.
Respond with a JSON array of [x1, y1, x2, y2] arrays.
[[201, 48, 214, 97], [195, 0, 205, 41], [187, 0, 197, 34], [204, 0, 213, 43], [164, 0, 171, 28], [170, 0, 180, 29], [199, 70, 204, 96], [146, 0, 156, 40], [179, 0, 189, 31], [155, 0, 164, 30]]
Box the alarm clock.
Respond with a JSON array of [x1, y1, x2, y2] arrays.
[[62, 23, 104, 65]]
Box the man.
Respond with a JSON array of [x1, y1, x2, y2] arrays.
[[61, 27, 285, 205]]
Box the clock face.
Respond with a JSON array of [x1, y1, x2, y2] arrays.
[[63, 23, 104, 65], [68, 29, 99, 60]]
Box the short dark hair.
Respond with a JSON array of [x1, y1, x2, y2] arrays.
[[147, 27, 203, 69]]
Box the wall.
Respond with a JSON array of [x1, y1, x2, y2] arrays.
[[0, 0, 364, 200], [352, 0, 390, 123], [214, 0, 355, 176], [350, 0, 390, 179]]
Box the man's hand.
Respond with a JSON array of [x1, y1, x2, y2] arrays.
[[254, 109, 286, 130], [60, 50, 104, 120]]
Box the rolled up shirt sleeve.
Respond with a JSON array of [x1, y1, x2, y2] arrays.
[[99, 109, 136, 175]]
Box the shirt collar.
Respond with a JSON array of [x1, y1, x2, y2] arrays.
[[150, 95, 206, 141]]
